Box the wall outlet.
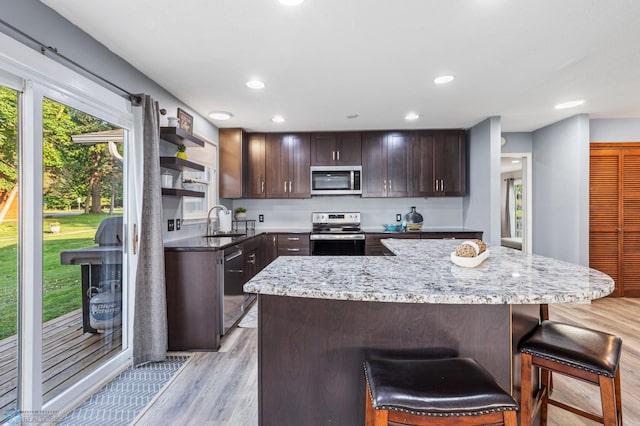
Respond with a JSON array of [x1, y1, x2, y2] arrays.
[[259, 214, 264, 223], [168, 219, 174, 231], [176, 218, 181, 230], [396, 213, 402, 222]]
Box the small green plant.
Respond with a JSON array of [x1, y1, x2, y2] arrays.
[[177, 144, 186, 152], [235, 207, 247, 214]]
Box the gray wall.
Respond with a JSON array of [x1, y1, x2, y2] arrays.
[[532, 114, 590, 264], [230, 197, 464, 231], [463, 116, 502, 245], [501, 132, 532, 153], [0, 0, 219, 241], [590, 118, 640, 142]]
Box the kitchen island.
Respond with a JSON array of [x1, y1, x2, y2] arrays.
[[244, 239, 614, 426]]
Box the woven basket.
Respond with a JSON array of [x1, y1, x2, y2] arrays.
[[406, 222, 423, 232]]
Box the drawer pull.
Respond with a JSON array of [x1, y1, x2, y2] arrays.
[[287, 237, 300, 241], [287, 248, 300, 252]]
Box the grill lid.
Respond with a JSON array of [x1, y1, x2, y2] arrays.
[[94, 216, 123, 246]]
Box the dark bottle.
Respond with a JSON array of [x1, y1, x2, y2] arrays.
[[405, 206, 423, 223]]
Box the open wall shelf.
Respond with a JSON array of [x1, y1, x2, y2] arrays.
[[160, 127, 205, 147]]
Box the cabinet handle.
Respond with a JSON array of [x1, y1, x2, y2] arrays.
[[284, 181, 287, 193], [434, 179, 437, 192], [289, 181, 292, 193], [261, 181, 265, 193], [287, 237, 300, 241], [383, 180, 387, 192], [287, 248, 300, 252], [332, 151, 336, 161], [389, 179, 392, 189], [440, 179, 444, 192], [337, 151, 340, 161]]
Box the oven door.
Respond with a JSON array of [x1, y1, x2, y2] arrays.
[[310, 234, 365, 256]]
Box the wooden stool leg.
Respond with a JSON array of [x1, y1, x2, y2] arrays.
[[540, 368, 550, 426], [615, 368, 623, 425], [503, 410, 518, 426], [599, 375, 619, 426], [365, 383, 388, 426], [520, 353, 534, 426]]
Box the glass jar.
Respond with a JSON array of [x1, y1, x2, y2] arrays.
[[405, 206, 423, 223]]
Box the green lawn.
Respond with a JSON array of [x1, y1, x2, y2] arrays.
[[0, 213, 121, 340]]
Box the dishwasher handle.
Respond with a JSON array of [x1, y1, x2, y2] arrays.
[[224, 249, 243, 262]]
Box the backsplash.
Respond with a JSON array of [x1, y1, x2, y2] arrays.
[[229, 197, 464, 231]]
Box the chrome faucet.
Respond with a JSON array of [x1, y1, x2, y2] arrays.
[[207, 205, 229, 234]]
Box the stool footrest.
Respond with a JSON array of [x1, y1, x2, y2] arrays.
[[548, 398, 604, 424]]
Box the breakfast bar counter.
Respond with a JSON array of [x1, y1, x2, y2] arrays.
[[244, 239, 614, 426]]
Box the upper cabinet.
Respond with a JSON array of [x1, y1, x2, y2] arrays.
[[265, 133, 311, 198], [413, 130, 466, 197], [310, 132, 362, 166], [361, 131, 412, 197], [219, 128, 246, 199], [245, 134, 267, 199]]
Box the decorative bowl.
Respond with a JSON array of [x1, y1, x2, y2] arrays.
[[450, 249, 490, 268], [382, 224, 400, 232]]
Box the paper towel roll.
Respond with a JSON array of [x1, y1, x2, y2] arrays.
[[218, 210, 232, 232]]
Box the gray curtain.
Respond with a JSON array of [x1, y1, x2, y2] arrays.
[[133, 95, 167, 365], [501, 178, 512, 238]]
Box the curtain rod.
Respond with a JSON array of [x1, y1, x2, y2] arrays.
[[0, 18, 142, 104]]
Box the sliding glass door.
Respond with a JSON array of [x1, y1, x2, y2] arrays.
[[0, 84, 19, 416]]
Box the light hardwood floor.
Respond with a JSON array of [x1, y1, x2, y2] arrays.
[[134, 298, 639, 426]]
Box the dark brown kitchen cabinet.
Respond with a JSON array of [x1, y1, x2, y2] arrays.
[[165, 250, 220, 351], [277, 233, 310, 256], [219, 128, 246, 199], [266, 133, 311, 198], [310, 132, 362, 166], [246, 133, 266, 198], [361, 131, 412, 197], [219, 129, 266, 199], [413, 130, 466, 197], [262, 234, 278, 267]]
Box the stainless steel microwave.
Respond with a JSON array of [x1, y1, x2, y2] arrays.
[[310, 165, 362, 195]]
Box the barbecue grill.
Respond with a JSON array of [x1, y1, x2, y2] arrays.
[[60, 216, 123, 333]]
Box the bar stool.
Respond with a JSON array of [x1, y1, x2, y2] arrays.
[[519, 320, 623, 425], [363, 357, 518, 425]]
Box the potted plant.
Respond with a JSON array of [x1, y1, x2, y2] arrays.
[[176, 144, 187, 160], [235, 207, 247, 220], [49, 222, 61, 233]]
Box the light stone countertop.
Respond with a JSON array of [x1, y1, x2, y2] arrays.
[[244, 238, 615, 304]]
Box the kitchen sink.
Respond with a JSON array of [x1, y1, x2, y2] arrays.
[[203, 232, 246, 238]]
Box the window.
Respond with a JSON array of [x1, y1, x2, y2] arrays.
[[182, 139, 216, 219]]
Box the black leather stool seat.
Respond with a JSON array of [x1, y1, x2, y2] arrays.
[[363, 357, 518, 417], [519, 320, 622, 378]]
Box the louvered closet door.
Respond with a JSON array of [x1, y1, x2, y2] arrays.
[[590, 149, 622, 296], [622, 152, 640, 296]]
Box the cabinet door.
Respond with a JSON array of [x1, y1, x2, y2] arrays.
[[246, 133, 266, 198], [310, 133, 336, 166], [287, 133, 311, 198], [435, 130, 466, 196], [386, 132, 412, 197], [335, 132, 362, 165], [413, 131, 437, 196], [361, 132, 388, 197], [219, 128, 245, 198], [265, 134, 289, 198]]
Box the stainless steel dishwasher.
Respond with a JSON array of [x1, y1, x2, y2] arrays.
[[221, 245, 245, 335]]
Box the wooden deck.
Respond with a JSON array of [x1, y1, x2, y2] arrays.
[[0, 308, 122, 412]]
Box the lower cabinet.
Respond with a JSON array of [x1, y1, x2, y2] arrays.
[[165, 250, 221, 351], [277, 233, 310, 256], [365, 231, 484, 256]]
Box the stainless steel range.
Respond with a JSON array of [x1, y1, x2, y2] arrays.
[[310, 212, 365, 255]]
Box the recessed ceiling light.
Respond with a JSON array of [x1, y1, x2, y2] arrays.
[[209, 111, 233, 120], [405, 112, 420, 121], [555, 100, 584, 110], [246, 80, 265, 89], [511, 160, 521, 164], [434, 75, 455, 85], [278, 0, 304, 5], [272, 115, 285, 123]]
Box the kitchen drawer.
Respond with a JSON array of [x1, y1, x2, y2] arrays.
[[277, 234, 310, 256]]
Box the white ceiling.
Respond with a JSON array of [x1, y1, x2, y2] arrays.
[[42, 0, 640, 133]]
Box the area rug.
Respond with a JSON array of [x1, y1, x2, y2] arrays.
[[57, 355, 189, 426], [238, 302, 257, 328]]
